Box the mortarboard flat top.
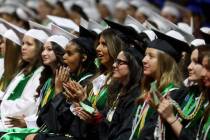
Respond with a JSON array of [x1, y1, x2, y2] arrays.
[[79, 25, 98, 41], [47, 35, 69, 49], [148, 11, 195, 43], [80, 17, 89, 29], [0, 23, 7, 36], [104, 18, 139, 39], [0, 18, 26, 39], [103, 19, 146, 55], [124, 15, 146, 33], [87, 19, 106, 34], [24, 29, 49, 43], [152, 29, 192, 60], [51, 24, 77, 41], [148, 39, 180, 61], [200, 27, 210, 44], [47, 15, 79, 32], [29, 20, 52, 36], [3, 29, 22, 46]]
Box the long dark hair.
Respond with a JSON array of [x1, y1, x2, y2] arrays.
[[121, 47, 143, 94], [97, 28, 126, 73], [36, 42, 65, 95], [110, 47, 143, 98]]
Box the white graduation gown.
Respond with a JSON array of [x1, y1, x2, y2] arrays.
[[0, 66, 43, 130]]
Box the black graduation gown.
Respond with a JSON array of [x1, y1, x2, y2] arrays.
[[34, 73, 95, 140], [138, 85, 188, 140], [178, 85, 205, 140], [97, 85, 140, 140]]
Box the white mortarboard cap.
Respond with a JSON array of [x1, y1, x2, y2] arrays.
[[74, 0, 89, 9], [200, 27, 210, 44], [129, 0, 141, 7], [143, 29, 157, 41], [3, 29, 22, 46], [161, 3, 180, 18], [200, 27, 210, 34], [147, 11, 195, 43], [148, 16, 171, 32], [88, 19, 106, 34], [166, 30, 187, 43], [80, 17, 89, 29], [47, 15, 79, 32], [25, 29, 49, 43], [26, 0, 39, 10], [45, 0, 59, 6], [100, 0, 116, 14], [138, 1, 160, 13], [124, 15, 146, 33], [84, 7, 100, 21], [51, 24, 77, 41], [0, 18, 26, 39], [0, 5, 16, 14], [190, 39, 205, 47], [29, 20, 52, 35], [47, 35, 69, 49], [115, 1, 128, 10], [16, 4, 37, 21], [136, 6, 153, 18], [0, 23, 8, 36], [178, 22, 192, 35], [163, 1, 190, 16]]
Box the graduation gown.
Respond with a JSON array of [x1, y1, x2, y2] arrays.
[[137, 85, 188, 140], [177, 85, 206, 140], [0, 66, 43, 129], [34, 72, 97, 140], [106, 85, 140, 140]]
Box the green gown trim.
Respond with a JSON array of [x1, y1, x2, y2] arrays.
[[7, 72, 34, 100], [131, 82, 175, 140]]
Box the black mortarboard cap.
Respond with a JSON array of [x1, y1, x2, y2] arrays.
[[148, 39, 181, 61], [104, 19, 145, 54], [152, 29, 192, 55], [72, 37, 96, 58], [79, 25, 98, 41]]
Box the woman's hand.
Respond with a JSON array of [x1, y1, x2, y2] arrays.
[[55, 66, 70, 95], [73, 107, 94, 123], [5, 116, 27, 128], [63, 81, 86, 103], [157, 97, 176, 124]]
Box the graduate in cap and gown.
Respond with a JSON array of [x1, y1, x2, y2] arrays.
[[129, 29, 192, 139], [0, 28, 48, 130], [26, 25, 99, 140]]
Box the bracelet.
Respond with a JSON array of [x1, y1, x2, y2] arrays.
[[169, 118, 178, 125]]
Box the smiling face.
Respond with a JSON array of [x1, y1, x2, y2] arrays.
[[63, 42, 82, 73], [42, 41, 56, 66], [201, 56, 210, 88], [188, 49, 203, 82], [96, 36, 112, 68], [22, 35, 38, 62], [142, 48, 158, 79], [112, 51, 129, 82]]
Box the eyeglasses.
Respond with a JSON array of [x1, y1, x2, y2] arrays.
[[114, 59, 128, 66]]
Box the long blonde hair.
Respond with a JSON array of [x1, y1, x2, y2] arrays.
[[139, 50, 183, 102]]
